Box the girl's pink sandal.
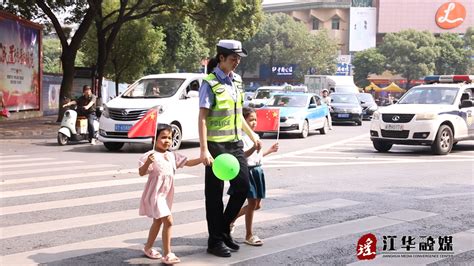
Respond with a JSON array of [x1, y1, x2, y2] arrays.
[[162, 252, 181, 264], [143, 247, 162, 259]]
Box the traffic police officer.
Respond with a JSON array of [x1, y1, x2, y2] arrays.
[[198, 40, 261, 257]]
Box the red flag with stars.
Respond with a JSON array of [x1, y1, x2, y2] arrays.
[[127, 108, 158, 138], [254, 108, 280, 132]]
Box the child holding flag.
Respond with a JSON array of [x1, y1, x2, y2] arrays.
[[136, 122, 201, 263], [229, 107, 279, 246]]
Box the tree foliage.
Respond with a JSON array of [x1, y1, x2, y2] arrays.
[[238, 13, 337, 83], [379, 30, 439, 88], [43, 38, 62, 74], [81, 16, 165, 92], [146, 17, 209, 74], [434, 33, 470, 75], [464, 27, 474, 74], [352, 48, 386, 87]]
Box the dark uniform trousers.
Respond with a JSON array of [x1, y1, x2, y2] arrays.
[[205, 140, 249, 247]]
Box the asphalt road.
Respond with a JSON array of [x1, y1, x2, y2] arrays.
[[1, 122, 473, 265]]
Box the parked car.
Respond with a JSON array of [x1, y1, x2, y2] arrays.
[[370, 75, 474, 155], [246, 85, 308, 108], [256, 93, 330, 138], [356, 93, 378, 120], [330, 93, 363, 125], [98, 73, 205, 151]]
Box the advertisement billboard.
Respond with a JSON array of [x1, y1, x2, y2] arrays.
[[349, 7, 376, 52], [0, 11, 42, 112]]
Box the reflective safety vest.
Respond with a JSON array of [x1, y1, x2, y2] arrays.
[[204, 72, 244, 142]]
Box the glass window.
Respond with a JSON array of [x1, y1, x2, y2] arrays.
[[332, 17, 340, 30], [267, 95, 308, 107], [122, 78, 185, 98], [397, 87, 459, 105], [312, 18, 320, 30]]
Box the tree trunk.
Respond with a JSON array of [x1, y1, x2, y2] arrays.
[[57, 50, 76, 122]]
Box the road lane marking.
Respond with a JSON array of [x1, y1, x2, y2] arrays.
[[0, 158, 54, 164], [288, 155, 406, 161], [0, 188, 289, 216], [0, 198, 361, 264], [0, 174, 198, 199], [349, 229, 473, 265], [1, 164, 119, 176], [178, 209, 438, 265], [0, 160, 83, 169], [0, 155, 26, 159], [265, 134, 368, 161], [263, 158, 474, 168], [0, 189, 290, 239], [415, 192, 474, 199], [0, 168, 137, 186]]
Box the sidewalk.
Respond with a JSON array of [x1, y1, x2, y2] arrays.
[[0, 115, 59, 139]]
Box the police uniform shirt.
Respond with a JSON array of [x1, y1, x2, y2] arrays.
[[199, 66, 238, 109]]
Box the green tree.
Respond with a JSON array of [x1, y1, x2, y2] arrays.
[[237, 13, 337, 83], [43, 38, 62, 74], [82, 16, 165, 95], [464, 27, 474, 74], [379, 30, 439, 89], [352, 48, 386, 87], [435, 33, 470, 75], [147, 17, 209, 74]]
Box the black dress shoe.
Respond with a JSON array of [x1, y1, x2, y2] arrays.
[[207, 242, 231, 257], [223, 233, 240, 251]]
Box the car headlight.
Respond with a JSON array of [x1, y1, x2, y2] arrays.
[[416, 113, 437, 120], [373, 111, 380, 120], [102, 104, 110, 118]]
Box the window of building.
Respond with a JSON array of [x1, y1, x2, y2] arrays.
[[312, 18, 320, 30], [332, 17, 340, 30]]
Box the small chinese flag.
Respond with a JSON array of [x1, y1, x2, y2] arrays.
[[254, 108, 279, 132], [127, 108, 158, 138]]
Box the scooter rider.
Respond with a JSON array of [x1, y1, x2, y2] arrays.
[[63, 85, 98, 144]]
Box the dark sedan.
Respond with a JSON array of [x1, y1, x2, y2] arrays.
[[356, 93, 378, 120], [330, 93, 363, 126]]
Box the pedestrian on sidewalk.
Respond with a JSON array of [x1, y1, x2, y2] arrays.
[[138, 124, 201, 264], [198, 39, 261, 257], [229, 107, 279, 247]]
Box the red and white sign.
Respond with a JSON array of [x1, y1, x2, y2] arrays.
[[436, 2, 466, 29]]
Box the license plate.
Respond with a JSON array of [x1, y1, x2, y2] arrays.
[[338, 113, 350, 118], [385, 124, 403, 131], [115, 124, 132, 132]]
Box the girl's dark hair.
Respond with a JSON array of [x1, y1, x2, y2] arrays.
[[242, 107, 255, 119], [206, 52, 232, 74], [155, 124, 172, 139]]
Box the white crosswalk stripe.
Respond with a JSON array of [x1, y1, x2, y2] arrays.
[[0, 146, 471, 265], [0, 160, 83, 169]]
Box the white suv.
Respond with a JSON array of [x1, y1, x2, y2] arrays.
[[370, 75, 474, 155], [98, 73, 205, 151]]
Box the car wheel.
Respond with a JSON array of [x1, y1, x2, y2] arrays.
[[103, 142, 124, 151], [431, 125, 453, 155], [170, 123, 182, 151], [299, 120, 309, 138], [319, 117, 329, 134], [257, 132, 265, 138], [356, 119, 362, 126], [57, 133, 68, 146], [373, 140, 392, 152]]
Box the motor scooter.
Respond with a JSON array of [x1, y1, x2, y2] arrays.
[[57, 106, 99, 145]]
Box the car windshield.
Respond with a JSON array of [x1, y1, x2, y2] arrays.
[[267, 95, 308, 107], [356, 93, 375, 103], [331, 94, 359, 104], [397, 87, 458, 105], [255, 89, 283, 99], [122, 78, 185, 98]]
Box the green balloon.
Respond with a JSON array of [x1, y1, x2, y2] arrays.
[[212, 153, 240, 181]]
